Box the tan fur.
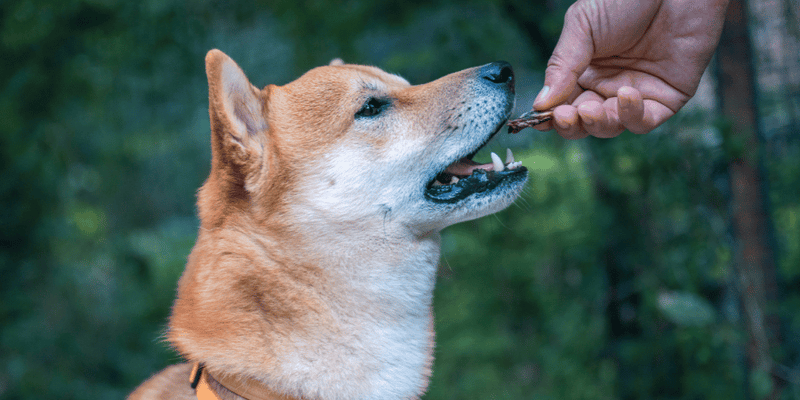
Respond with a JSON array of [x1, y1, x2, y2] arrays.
[[129, 50, 521, 400]]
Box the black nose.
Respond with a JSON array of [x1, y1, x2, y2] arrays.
[[480, 61, 514, 92]]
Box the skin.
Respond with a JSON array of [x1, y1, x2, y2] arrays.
[[532, 0, 730, 139]]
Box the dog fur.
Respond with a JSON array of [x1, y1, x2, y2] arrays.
[[129, 49, 524, 400]]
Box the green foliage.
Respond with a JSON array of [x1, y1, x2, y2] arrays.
[[1, 0, 798, 399], [430, 140, 611, 399], [429, 123, 752, 399]]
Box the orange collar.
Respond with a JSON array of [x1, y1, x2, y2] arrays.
[[190, 363, 297, 400]]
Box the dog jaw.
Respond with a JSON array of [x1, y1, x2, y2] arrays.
[[160, 50, 525, 400]]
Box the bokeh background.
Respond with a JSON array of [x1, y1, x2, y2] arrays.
[[2, 0, 799, 399]]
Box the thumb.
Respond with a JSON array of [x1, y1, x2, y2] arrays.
[[533, 4, 594, 111]]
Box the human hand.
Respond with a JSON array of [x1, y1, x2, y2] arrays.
[[532, 0, 729, 139]]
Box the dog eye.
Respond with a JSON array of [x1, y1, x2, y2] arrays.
[[356, 98, 388, 118]]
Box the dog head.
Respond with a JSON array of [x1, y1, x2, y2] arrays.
[[165, 51, 528, 398], [200, 49, 525, 237]]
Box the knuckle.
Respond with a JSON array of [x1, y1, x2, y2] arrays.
[[564, 2, 584, 19], [565, 1, 595, 31], [545, 55, 573, 77]]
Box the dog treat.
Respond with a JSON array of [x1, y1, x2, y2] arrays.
[[507, 110, 553, 134]]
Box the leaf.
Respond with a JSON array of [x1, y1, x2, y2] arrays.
[[750, 368, 774, 399], [657, 291, 716, 326]]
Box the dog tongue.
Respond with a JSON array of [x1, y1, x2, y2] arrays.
[[445, 158, 494, 176]]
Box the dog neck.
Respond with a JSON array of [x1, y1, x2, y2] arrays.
[[169, 220, 440, 400], [191, 363, 296, 400]]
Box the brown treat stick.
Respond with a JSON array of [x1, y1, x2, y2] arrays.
[[507, 110, 553, 134]]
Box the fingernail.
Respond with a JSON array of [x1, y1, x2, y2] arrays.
[[578, 106, 594, 126], [533, 86, 550, 106], [619, 96, 630, 111]]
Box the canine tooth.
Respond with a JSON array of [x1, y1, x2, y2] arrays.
[[491, 152, 504, 171], [506, 148, 515, 164], [451, 176, 459, 184]]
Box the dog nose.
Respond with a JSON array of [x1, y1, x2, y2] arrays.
[[480, 61, 514, 92]]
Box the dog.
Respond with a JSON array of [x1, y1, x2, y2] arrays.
[[128, 49, 526, 400]]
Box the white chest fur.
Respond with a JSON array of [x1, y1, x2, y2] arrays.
[[269, 232, 440, 400]]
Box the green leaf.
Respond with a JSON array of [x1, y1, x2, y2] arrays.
[[750, 368, 774, 400], [657, 291, 716, 326]]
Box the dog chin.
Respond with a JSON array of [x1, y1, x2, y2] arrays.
[[418, 173, 527, 231]]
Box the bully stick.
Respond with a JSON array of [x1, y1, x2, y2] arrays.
[[507, 110, 553, 134]]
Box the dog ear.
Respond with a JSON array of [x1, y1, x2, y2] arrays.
[[329, 58, 344, 66], [205, 49, 266, 165]]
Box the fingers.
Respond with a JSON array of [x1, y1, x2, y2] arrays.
[[578, 99, 625, 139], [533, 84, 582, 132], [552, 104, 586, 139], [549, 90, 625, 139], [536, 87, 632, 138], [617, 86, 645, 133], [638, 99, 675, 134], [532, 2, 594, 111], [534, 86, 674, 138], [616, 86, 675, 134]]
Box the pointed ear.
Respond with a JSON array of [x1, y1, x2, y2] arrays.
[[329, 58, 344, 66], [205, 49, 267, 163]]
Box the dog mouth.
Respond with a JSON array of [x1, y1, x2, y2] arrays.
[[424, 123, 527, 204]]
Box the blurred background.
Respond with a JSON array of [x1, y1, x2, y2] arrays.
[[1, 0, 799, 398]]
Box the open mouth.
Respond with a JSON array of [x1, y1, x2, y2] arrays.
[[424, 128, 527, 204]]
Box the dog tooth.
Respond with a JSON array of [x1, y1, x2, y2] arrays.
[[491, 152, 504, 171], [451, 176, 459, 184], [492, 153, 505, 171], [505, 148, 515, 164]]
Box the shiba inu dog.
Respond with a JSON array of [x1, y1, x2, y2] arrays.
[[129, 49, 526, 400]]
